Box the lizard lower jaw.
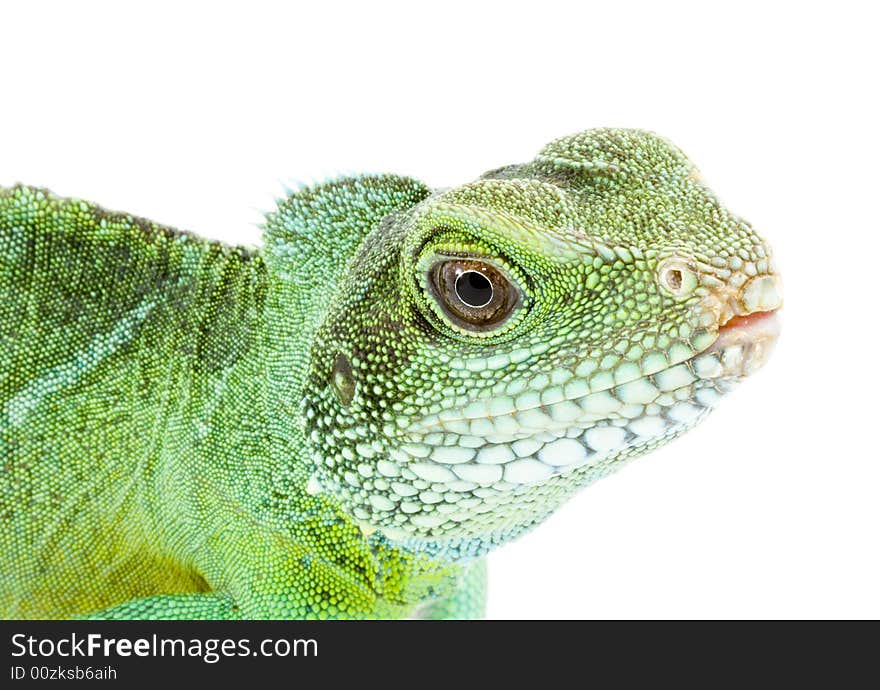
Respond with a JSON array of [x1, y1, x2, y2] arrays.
[[335, 317, 782, 545], [709, 309, 781, 378]]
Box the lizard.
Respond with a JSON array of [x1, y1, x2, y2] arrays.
[[0, 128, 782, 619]]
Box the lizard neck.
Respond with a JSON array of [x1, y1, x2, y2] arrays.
[[149, 202, 378, 560]]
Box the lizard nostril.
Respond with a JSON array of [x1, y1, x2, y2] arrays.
[[657, 258, 697, 297], [665, 268, 683, 291]]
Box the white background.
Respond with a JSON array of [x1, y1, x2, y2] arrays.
[[2, 1, 877, 619]]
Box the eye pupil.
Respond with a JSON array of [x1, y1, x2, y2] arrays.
[[455, 270, 493, 308]]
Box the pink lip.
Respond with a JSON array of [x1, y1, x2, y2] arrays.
[[709, 309, 781, 351], [720, 310, 781, 333]]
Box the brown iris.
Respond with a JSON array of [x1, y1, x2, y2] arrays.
[[428, 258, 519, 331]]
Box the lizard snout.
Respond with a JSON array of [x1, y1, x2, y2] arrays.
[[703, 273, 783, 377], [701, 272, 783, 331]]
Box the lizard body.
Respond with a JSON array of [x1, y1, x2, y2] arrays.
[[0, 129, 781, 618]]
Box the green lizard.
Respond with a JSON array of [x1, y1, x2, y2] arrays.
[[0, 129, 782, 619]]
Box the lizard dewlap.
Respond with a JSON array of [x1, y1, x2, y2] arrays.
[[0, 129, 782, 619]]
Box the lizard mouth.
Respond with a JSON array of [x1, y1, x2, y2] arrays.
[[708, 309, 781, 378], [716, 309, 781, 340]]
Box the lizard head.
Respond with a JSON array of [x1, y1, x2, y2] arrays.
[[301, 129, 782, 559]]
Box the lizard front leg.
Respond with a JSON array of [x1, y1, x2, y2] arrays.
[[116, 537, 414, 620]]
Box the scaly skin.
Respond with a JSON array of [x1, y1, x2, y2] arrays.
[[0, 129, 782, 619]]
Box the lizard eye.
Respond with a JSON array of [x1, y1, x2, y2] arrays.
[[428, 258, 520, 331]]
